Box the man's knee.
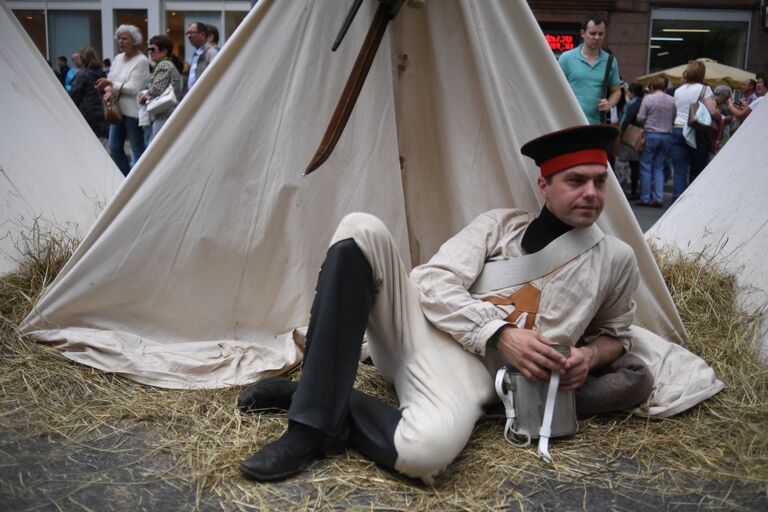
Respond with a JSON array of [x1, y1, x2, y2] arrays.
[[332, 212, 390, 246], [393, 413, 475, 484]]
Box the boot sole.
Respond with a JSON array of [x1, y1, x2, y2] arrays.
[[239, 445, 345, 482], [239, 460, 308, 482]]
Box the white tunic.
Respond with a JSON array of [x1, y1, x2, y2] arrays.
[[411, 208, 638, 355], [409, 208, 723, 420]]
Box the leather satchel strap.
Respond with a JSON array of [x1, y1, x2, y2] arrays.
[[599, 54, 614, 124], [483, 283, 541, 330]]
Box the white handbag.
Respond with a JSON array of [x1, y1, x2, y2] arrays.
[[146, 84, 177, 116]]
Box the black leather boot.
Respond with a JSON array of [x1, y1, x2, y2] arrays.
[[288, 239, 375, 437], [237, 377, 298, 413], [240, 239, 402, 479], [240, 421, 346, 481]]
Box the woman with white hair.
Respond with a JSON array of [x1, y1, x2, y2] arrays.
[[710, 85, 732, 156], [96, 24, 149, 176]]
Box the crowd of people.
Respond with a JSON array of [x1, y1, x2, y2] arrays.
[[58, 14, 764, 191], [558, 13, 765, 209], [617, 70, 765, 207], [57, 22, 220, 176]]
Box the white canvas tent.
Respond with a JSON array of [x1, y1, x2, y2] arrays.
[[646, 102, 768, 356], [0, 3, 123, 275], [19, 0, 721, 415]]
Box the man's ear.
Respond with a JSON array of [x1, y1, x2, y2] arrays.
[[537, 175, 548, 202]]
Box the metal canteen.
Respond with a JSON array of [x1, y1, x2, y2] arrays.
[[506, 344, 578, 441]]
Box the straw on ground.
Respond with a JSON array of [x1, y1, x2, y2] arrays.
[[1, 232, 765, 510]]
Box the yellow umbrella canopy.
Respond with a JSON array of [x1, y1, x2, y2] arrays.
[[635, 58, 756, 90]]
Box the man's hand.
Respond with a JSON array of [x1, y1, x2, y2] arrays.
[[561, 335, 624, 390], [560, 345, 594, 390], [496, 326, 567, 383]]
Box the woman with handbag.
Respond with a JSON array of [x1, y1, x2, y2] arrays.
[[669, 61, 721, 201], [69, 46, 107, 142], [96, 24, 150, 177], [636, 77, 676, 208], [619, 83, 644, 201], [138, 35, 182, 142]]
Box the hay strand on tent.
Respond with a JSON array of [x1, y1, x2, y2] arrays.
[[1, 236, 766, 510]]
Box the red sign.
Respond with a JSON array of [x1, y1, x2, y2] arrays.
[[545, 33, 575, 52]]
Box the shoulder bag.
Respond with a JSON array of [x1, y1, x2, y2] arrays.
[[102, 96, 122, 124], [687, 85, 716, 133], [146, 84, 178, 116], [621, 124, 646, 152], [102, 62, 139, 124]]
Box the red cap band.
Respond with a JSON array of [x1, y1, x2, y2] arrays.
[[539, 149, 608, 177]]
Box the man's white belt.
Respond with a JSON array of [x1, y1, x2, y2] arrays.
[[469, 224, 604, 294]]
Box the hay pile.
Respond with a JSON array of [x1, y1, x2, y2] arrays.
[[1, 234, 766, 510]]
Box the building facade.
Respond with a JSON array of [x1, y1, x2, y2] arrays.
[[530, 0, 768, 81], [9, 1, 768, 81], [9, 0, 252, 66]]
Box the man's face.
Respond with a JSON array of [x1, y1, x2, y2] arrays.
[[186, 24, 206, 48], [57, 58, 66, 67], [580, 21, 606, 51], [742, 80, 755, 94], [757, 79, 766, 96], [537, 164, 607, 228]]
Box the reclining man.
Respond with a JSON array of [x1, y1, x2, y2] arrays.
[[238, 124, 653, 484]]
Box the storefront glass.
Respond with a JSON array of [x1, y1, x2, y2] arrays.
[[649, 10, 750, 73], [48, 11, 102, 65], [13, 10, 46, 58]]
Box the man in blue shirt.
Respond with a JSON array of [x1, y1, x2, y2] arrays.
[[64, 52, 80, 93], [558, 14, 621, 125]]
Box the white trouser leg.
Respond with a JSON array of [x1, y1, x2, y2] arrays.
[[330, 213, 496, 483]]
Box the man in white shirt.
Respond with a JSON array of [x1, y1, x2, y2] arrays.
[[237, 125, 653, 484]]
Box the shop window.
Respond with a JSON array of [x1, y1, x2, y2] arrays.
[[48, 11, 102, 65], [649, 11, 750, 73], [13, 10, 47, 59]]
